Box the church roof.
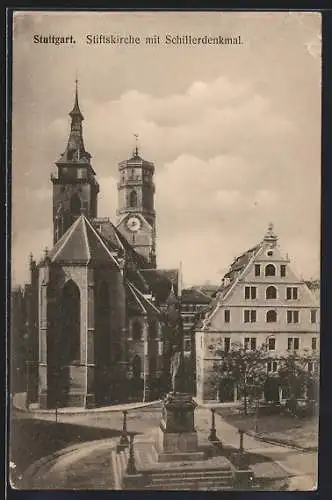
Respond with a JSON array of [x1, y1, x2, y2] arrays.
[[181, 288, 212, 304], [93, 217, 150, 269], [195, 285, 220, 298], [139, 268, 179, 303], [46, 214, 120, 266], [119, 149, 155, 171], [92, 218, 154, 293], [127, 282, 161, 316], [92, 218, 125, 252]]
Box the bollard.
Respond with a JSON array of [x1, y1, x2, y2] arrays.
[[237, 428, 249, 470], [119, 410, 129, 448], [126, 434, 137, 475], [208, 408, 217, 442]]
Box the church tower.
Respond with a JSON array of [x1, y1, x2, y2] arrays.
[[116, 138, 156, 267], [51, 81, 99, 244]]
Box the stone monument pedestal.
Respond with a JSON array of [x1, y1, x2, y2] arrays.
[[155, 392, 205, 462]]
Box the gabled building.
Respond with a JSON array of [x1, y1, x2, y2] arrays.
[[19, 82, 181, 409], [195, 224, 320, 403]]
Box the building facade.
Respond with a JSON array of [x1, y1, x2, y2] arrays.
[[18, 83, 181, 409], [181, 288, 212, 355], [195, 224, 320, 403]]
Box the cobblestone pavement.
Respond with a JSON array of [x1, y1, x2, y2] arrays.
[[19, 439, 117, 489], [195, 408, 317, 489], [12, 404, 317, 490]]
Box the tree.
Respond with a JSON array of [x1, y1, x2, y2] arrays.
[[213, 342, 269, 415], [278, 350, 320, 403]]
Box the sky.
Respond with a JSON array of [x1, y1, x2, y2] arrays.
[[11, 11, 321, 287]]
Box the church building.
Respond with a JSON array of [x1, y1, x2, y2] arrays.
[[23, 83, 181, 409]]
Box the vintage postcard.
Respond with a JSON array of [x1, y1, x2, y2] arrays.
[[10, 10, 321, 491]]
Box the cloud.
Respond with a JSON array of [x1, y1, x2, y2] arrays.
[[81, 75, 294, 172], [11, 12, 321, 286]]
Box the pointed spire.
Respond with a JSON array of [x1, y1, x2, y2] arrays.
[[29, 252, 35, 271], [58, 78, 89, 163], [166, 282, 178, 305], [69, 77, 84, 120], [178, 262, 183, 299]]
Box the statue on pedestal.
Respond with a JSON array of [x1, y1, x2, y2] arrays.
[[170, 345, 185, 394]]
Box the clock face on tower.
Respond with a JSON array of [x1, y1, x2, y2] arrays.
[[126, 216, 141, 232]]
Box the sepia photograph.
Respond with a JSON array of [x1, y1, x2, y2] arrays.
[[10, 10, 321, 491]]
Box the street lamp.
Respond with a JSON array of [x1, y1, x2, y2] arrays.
[[119, 410, 129, 448], [126, 434, 137, 475]]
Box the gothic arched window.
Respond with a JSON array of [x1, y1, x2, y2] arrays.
[[265, 264, 276, 277], [266, 310, 277, 323], [61, 280, 80, 363], [266, 286, 277, 299], [132, 321, 142, 341], [70, 193, 82, 216], [129, 190, 137, 208], [55, 204, 64, 241]]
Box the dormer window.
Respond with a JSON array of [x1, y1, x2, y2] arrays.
[[224, 310, 230, 323], [265, 264, 276, 277], [286, 287, 298, 300], [266, 286, 277, 299], [311, 310, 317, 324], [245, 286, 257, 299], [266, 310, 277, 323]]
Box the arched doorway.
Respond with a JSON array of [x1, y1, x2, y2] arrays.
[[57, 280, 80, 406]]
